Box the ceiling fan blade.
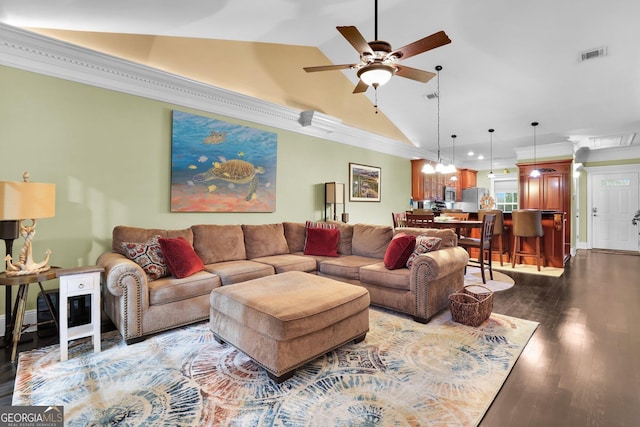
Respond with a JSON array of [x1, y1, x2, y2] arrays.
[[303, 64, 357, 73], [395, 65, 436, 83], [337, 26, 375, 57], [353, 80, 369, 94], [389, 31, 451, 61]]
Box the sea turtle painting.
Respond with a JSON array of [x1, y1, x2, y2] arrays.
[[193, 159, 265, 201]]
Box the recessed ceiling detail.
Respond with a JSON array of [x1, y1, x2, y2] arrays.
[[588, 133, 635, 149]]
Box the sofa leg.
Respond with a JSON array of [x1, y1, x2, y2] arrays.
[[412, 315, 429, 324], [352, 333, 367, 344], [213, 334, 226, 345], [268, 369, 295, 384], [125, 336, 145, 345]]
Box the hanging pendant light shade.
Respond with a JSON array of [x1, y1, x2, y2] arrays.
[[530, 122, 541, 178], [487, 129, 496, 179]]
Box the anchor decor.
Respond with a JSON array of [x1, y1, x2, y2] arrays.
[[0, 172, 56, 277]]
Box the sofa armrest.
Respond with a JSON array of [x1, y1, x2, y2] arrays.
[[97, 251, 150, 341], [409, 246, 469, 321]]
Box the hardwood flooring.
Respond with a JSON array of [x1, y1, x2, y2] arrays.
[[1, 250, 638, 426]]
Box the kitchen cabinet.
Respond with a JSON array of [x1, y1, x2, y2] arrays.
[[517, 159, 572, 264], [411, 160, 461, 200]]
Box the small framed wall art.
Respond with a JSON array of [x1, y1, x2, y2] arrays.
[[349, 163, 381, 202]]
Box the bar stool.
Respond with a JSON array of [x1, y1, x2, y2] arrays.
[[479, 209, 508, 266], [511, 209, 544, 271]]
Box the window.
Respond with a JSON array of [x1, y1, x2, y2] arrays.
[[493, 179, 518, 212]]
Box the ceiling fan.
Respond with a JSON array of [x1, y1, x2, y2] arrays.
[[303, 0, 451, 94]]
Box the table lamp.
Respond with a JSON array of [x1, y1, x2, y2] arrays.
[[0, 172, 56, 276]]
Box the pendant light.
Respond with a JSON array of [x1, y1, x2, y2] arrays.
[[448, 134, 458, 178], [487, 128, 495, 179], [423, 65, 443, 174], [530, 122, 541, 178]]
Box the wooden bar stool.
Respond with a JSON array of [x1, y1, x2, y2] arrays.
[[511, 209, 545, 271], [479, 209, 508, 266]]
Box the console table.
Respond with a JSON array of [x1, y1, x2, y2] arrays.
[[56, 266, 103, 361]]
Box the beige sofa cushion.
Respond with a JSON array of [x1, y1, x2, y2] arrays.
[[351, 224, 393, 258], [112, 226, 193, 256], [242, 223, 290, 259], [359, 262, 410, 291], [147, 271, 221, 305], [283, 222, 306, 253], [192, 224, 246, 264], [318, 255, 380, 280], [327, 221, 354, 255], [204, 260, 274, 285]]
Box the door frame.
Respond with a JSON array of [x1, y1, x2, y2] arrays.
[[585, 164, 640, 250]]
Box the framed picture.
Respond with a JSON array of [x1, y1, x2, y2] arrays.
[[349, 163, 381, 202], [170, 110, 277, 212]]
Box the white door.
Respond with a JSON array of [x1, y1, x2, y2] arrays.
[[592, 172, 639, 251]]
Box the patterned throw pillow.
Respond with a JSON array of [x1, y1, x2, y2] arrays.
[[121, 235, 168, 281], [406, 235, 442, 268]]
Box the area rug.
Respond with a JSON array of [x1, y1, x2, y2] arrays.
[[492, 262, 564, 277], [14, 308, 538, 426], [464, 266, 515, 292]]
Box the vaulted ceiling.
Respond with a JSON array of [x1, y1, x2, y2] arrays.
[[2, 0, 640, 170]]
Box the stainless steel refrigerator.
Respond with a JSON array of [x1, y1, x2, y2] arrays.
[[460, 187, 488, 212]]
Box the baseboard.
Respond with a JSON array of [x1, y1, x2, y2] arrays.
[[0, 309, 38, 338]]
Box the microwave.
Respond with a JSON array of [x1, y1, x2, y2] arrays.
[[443, 186, 456, 202]]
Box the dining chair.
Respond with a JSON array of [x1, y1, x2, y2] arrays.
[[479, 209, 508, 265], [392, 212, 407, 228], [458, 213, 496, 284], [405, 213, 435, 228]]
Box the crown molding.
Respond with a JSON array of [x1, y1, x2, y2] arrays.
[[514, 141, 574, 162], [0, 23, 429, 160]]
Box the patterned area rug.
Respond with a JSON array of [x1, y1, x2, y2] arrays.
[[14, 308, 538, 426], [493, 262, 564, 277]]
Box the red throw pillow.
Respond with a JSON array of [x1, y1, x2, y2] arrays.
[[304, 227, 340, 257], [384, 233, 416, 270], [158, 236, 205, 279]]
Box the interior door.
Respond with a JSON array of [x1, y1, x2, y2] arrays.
[[592, 172, 640, 251]]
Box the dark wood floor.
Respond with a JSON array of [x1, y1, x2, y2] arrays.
[[1, 250, 639, 425]]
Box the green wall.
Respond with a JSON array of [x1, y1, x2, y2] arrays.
[[0, 65, 411, 313]]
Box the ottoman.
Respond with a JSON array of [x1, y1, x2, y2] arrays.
[[209, 271, 370, 383]]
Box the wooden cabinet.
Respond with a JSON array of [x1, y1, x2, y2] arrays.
[[518, 159, 572, 264], [411, 160, 462, 200], [455, 168, 478, 201]]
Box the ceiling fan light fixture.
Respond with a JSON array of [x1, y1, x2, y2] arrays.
[[357, 63, 395, 87]]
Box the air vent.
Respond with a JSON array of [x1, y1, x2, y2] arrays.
[[580, 46, 607, 62], [424, 92, 439, 101]]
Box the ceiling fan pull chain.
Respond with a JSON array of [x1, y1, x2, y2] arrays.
[[374, 85, 379, 114]]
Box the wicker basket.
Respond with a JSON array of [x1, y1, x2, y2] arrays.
[[449, 285, 494, 327]]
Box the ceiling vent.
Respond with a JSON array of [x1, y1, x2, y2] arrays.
[[580, 46, 607, 62], [588, 133, 636, 149], [424, 92, 439, 101]]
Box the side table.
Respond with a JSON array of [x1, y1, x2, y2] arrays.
[[56, 266, 104, 362], [0, 268, 60, 363]]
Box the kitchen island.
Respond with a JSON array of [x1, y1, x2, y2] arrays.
[[467, 211, 569, 268]]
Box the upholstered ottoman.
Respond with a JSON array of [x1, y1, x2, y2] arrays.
[[209, 271, 370, 383]]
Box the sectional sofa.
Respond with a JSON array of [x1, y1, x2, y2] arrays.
[[97, 222, 469, 343]]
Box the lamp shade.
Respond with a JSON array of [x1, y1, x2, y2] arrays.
[[0, 180, 56, 220], [325, 182, 345, 204]]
